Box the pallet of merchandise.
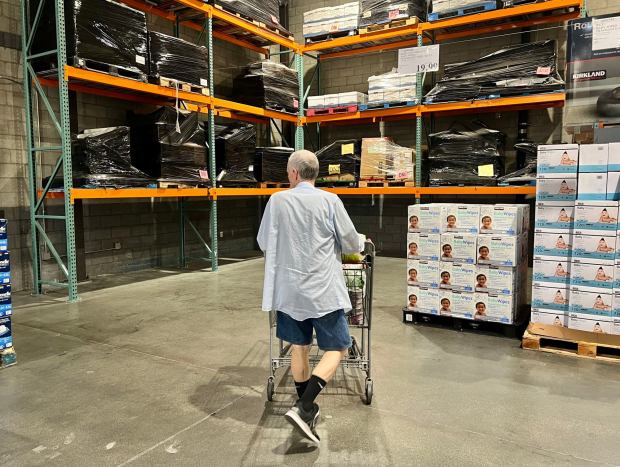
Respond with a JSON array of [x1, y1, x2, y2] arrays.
[[157, 77, 210, 96], [212, 4, 295, 41], [304, 29, 358, 44], [359, 16, 419, 35], [315, 174, 357, 187], [72, 57, 147, 82], [359, 178, 415, 188], [307, 105, 358, 117], [522, 323, 620, 363], [428, 0, 498, 22], [360, 100, 417, 111]]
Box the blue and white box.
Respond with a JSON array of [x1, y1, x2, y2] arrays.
[[407, 260, 419, 285], [451, 262, 476, 292], [533, 259, 571, 286], [408, 204, 442, 233], [441, 233, 476, 263], [534, 202, 574, 231], [569, 288, 613, 320], [532, 284, 570, 312], [476, 264, 517, 294], [579, 144, 609, 173], [606, 172, 620, 201], [438, 289, 453, 316], [486, 293, 514, 324], [0, 316, 12, 349], [417, 286, 440, 315], [406, 286, 419, 311], [477, 235, 520, 267], [608, 142, 620, 171], [417, 260, 440, 288], [407, 233, 418, 259], [537, 144, 579, 175], [531, 309, 568, 327], [536, 176, 578, 202], [613, 318, 620, 335], [0, 219, 6, 251], [569, 315, 613, 334], [577, 172, 607, 200], [573, 233, 616, 264], [534, 231, 572, 260], [415, 233, 440, 261], [479, 205, 521, 235], [438, 262, 452, 289], [0, 251, 9, 284], [0, 284, 11, 317], [440, 204, 480, 234], [613, 291, 620, 318], [570, 260, 614, 292], [574, 201, 618, 235], [451, 290, 475, 319], [615, 261, 620, 289]]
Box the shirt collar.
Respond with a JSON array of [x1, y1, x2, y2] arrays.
[[295, 181, 315, 190]]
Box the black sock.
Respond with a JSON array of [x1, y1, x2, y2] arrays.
[[300, 375, 327, 412], [294, 379, 309, 398]]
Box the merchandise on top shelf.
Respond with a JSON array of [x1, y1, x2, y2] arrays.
[[533, 231, 573, 261], [129, 108, 208, 183], [360, 138, 414, 180], [440, 233, 477, 264], [578, 144, 609, 173], [427, 124, 505, 186], [215, 124, 257, 183], [570, 260, 614, 292], [533, 259, 571, 287], [31, 0, 149, 76], [572, 233, 616, 264], [308, 92, 368, 109], [210, 0, 285, 32], [432, 0, 490, 16], [303, 2, 360, 37], [407, 204, 442, 234], [254, 147, 294, 183], [536, 175, 578, 202], [316, 140, 361, 181], [537, 144, 579, 175], [233, 61, 299, 113], [573, 201, 619, 235], [148, 32, 209, 87], [0, 316, 12, 350], [424, 41, 564, 104], [534, 202, 574, 232], [440, 204, 480, 234], [0, 284, 10, 317], [367, 70, 418, 105], [407, 233, 440, 261], [0, 252, 10, 285], [360, 0, 427, 27], [577, 172, 607, 200]]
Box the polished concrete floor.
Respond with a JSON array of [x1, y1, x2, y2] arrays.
[[2, 257, 620, 466]]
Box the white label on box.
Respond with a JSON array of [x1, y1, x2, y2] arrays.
[[579, 144, 609, 173], [570, 261, 614, 291], [135, 55, 146, 65], [451, 262, 476, 292], [534, 202, 574, 231], [398, 44, 440, 74], [592, 16, 620, 51], [574, 201, 618, 234], [578, 172, 608, 201], [480, 205, 520, 235], [533, 231, 573, 260], [477, 235, 519, 267], [476, 265, 516, 294], [200, 78, 209, 87], [533, 259, 571, 286], [532, 284, 570, 312], [569, 288, 613, 317], [441, 204, 480, 234], [537, 144, 579, 174], [531, 309, 568, 327], [573, 234, 616, 263], [536, 177, 578, 202], [441, 233, 476, 264]]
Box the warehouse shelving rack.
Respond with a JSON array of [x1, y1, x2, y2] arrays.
[[21, 0, 583, 300]]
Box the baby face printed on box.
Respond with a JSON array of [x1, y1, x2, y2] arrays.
[[536, 177, 577, 202], [476, 265, 516, 294], [479, 205, 522, 235], [438, 289, 453, 316], [407, 233, 440, 261], [568, 316, 613, 334], [537, 144, 579, 174], [532, 285, 570, 312], [573, 234, 616, 263], [406, 285, 419, 311], [531, 309, 568, 327], [570, 261, 614, 291], [406, 260, 439, 288], [574, 202, 618, 234], [441, 205, 480, 234], [408, 204, 441, 233], [569, 289, 613, 317], [477, 236, 519, 267], [441, 234, 476, 264]]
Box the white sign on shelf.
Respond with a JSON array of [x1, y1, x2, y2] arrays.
[[592, 16, 620, 51], [398, 44, 440, 74]]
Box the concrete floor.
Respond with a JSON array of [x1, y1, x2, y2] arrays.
[[2, 257, 620, 466]]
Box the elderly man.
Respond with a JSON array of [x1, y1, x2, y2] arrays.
[[257, 150, 365, 444]]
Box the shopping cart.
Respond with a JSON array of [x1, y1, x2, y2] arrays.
[[266, 241, 375, 405]]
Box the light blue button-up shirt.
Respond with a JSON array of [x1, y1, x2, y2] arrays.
[[257, 182, 365, 320]]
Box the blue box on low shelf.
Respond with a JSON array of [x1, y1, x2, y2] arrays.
[[0, 284, 11, 317], [0, 316, 12, 349], [0, 251, 9, 284]]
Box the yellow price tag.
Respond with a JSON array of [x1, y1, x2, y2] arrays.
[[329, 164, 341, 175], [341, 143, 354, 155], [478, 164, 494, 177]]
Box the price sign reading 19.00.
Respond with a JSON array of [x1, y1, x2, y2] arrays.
[[397, 45, 440, 75]]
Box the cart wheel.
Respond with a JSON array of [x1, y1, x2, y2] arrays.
[[267, 377, 275, 402], [364, 379, 373, 405]]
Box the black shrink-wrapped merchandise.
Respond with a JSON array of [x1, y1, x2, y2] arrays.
[[129, 108, 208, 183], [233, 61, 299, 113], [215, 124, 257, 183], [31, 0, 149, 75], [425, 41, 564, 104], [255, 147, 294, 183], [498, 142, 539, 185], [427, 125, 505, 186], [315, 140, 361, 179], [360, 0, 427, 27], [149, 31, 209, 86], [210, 0, 286, 33]]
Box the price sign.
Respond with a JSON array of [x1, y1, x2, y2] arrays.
[[199, 169, 209, 180], [329, 164, 341, 175], [396, 170, 410, 180], [398, 44, 440, 74]]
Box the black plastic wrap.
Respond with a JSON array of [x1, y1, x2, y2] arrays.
[[210, 0, 286, 33], [129, 108, 208, 183], [255, 147, 294, 183], [233, 61, 299, 113], [31, 0, 149, 74], [425, 41, 564, 103], [360, 0, 427, 26], [498, 142, 539, 185], [149, 32, 209, 86], [316, 140, 361, 179], [427, 125, 505, 186], [215, 124, 257, 183]]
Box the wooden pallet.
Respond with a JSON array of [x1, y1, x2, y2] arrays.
[[157, 77, 210, 96], [522, 323, 620, 363], [158, 181, 209, 189], [359, 179, 415, 188], [359, 16, 419, 35], [73, 57, 147, 82], [213, 4, 295, 41], [259, 182, 290, 188], [307, 105, 358, 117]]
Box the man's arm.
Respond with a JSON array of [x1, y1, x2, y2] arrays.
[[333, 197, 365, 254], [257, 197, 274, 252]]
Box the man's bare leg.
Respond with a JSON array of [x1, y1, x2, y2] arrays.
[[312, 350, 347, 383], [291, 344, 311, 383]]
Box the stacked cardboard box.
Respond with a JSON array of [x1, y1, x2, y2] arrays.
[[307, 92, 368, 109], [405, 203, 529, 324], [360, 138, 414, 180], [532, 143, 620, 335], [303, 3, 360, 38], [0, 219, 15, 368]]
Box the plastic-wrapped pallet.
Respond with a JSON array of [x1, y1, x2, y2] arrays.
[[31, 0, 149, 76], [233, 61, 299, 113], [425, 41, 564, 103], [368, 69, 417, 105], [129, 108, 208, 183], [215, 124, 257, 183], [149, 32, 209, 87], [360, 138, 414, 180], [432, 0, 490, 15], [316, 140, 361, 180], [210, 0, 286, 33], [360, 0, 427, 27], [303, 2, 360, 38], [255, 147, 295, 183]]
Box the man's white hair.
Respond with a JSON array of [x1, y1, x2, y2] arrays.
[[288, 149, 319, 181]]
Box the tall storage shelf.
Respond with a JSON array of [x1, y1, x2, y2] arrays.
[[21, 0, 583, 300]]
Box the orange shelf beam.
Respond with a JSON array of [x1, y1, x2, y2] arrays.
[[304, 105, 421, 125], [421, 93, 565, 115], [417, 186, 536, 196], [71, 188, 211, 203], [213, 97, 300, 124]]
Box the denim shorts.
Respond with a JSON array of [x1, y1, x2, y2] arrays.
[[276, 309, 352, 351]]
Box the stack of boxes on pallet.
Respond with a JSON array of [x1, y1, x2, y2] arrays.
[[532, 143, 620, 335], [405, 203, 529, 324], [303, 3, 360, 39], [0, 219, 16, 368]]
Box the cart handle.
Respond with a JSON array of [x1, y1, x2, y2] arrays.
[[364, 239, 375, 257]]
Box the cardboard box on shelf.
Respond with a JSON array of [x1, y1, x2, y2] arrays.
[[438, 289, 453, 317], [407, 204, 442, 233], [534, 202, 574, 232], [568, 287, 613, 318], [568, 315, 614, 334], [533, 259, 571, 287], [536, 176, 578, 202], [451, 262, 477, 292], [531, 309, 568, 327], [606, 172, 620, 201], [416, 286, 440, 315], [479, 205, 523, 235], [440, 204, 480, 234], [578, 144, 609, 173], [440, 233, 476, 264], [573, 233, 616, 264], [476, 264, 517, 295], [537, 144, 579, 175], [570, 260, 614, 292], [0, 284, 10, 317], [574, 200, 619, 235], [532, 284, 570, 312], [608, 142, 620, 171], [578, 172, 607, 200], [533, 231, 573, 260], [438, 262, 453, 289], [477, 235, 520, 267], [451, 290, 475, 319], [0, 251, 9, 284], [0, 316, 12, 349]]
